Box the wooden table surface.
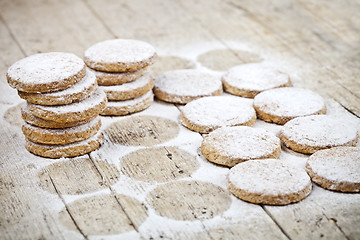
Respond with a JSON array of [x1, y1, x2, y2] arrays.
[[1, 0, 359, 239]]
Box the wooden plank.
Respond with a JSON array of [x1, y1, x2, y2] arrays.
[[0, 0, 113, 57]]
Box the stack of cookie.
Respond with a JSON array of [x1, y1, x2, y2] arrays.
[[7, 52, 107, 158], [84, 39, 157, 116]]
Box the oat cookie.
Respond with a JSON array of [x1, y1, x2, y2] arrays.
[[22, 117, 101, 145], [18, 70, 97, 105], [180, 96, 256, 133], [21, 104, 94, 128], [306, 147, 360, 192], [84, 39, 157, 72], [100, 73, 153, 100], [227, 159, 312, 205], [28, 89, 107, 123], [280, 115, 358, 154], [253, 87, 326, 125], [25, 131, 103, 158], [201, 126, 281, 167], [222, 63, 291, 98], [101, 91, 153, 116], [91, 68, 146, 86], [7, 52, 86, 93], [153, 69, 223, 104]]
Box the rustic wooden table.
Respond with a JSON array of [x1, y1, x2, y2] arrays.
[[1, 0, 359, 239]]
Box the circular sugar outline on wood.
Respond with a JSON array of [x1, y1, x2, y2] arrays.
[[104, 115, 180, 146], [150, 55, 196, 77], [3, 103, 23, 127], [58, 194, 147, 235], [120, 146, 200, 183], [147, 180, 231, 221], [38, 157, 120, 195], [197, 49, 263, 71]]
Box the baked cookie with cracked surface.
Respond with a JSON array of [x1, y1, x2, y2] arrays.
[[18, 70, 97, 105], [280, 115, 358, 154], [22, 117, 101, 145], [306, 147, 360, 192], [25, 130, 103, 158], [222, 63, 291, 98], [227, 159, 312, 205], [91, 67, 146, 86], [154, 69, 223, 104], [201, 126, 281, 167], [84, 39, 157, 72], [101, 90, 153, 116], [21, 104, 95, 129], [28, 89, 107, 123], [7, 52, 86, 93], [99, 73, 153, 100], [180, 96, 256, 133], [253, 87, 326, 125]]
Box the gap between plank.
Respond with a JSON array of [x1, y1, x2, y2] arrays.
[[261, 206, 292, 240], [81, 0, 118, 38], [87, 154, 143, 236], [323, 213, 351, 240], [48, 175, 88, 240]]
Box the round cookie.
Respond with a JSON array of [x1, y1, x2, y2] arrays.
[[18, 70, 97, 105], [25, 131, 103, 158], [101, 91, 153, 116], [84, 39, 157, 72], [201, 126, 281, 167], [27, 89, 107, 123], [180, 96, 256, 133], [222, 63, 291, 98], [22, 117, 101, 145], [91, 68, 146, 86], [305, 147, 360, 192], [21, 104, 94, 129], [280, 115, 358, 154], [100, 73, 154, 100], [153, 69, 223, 104], [7, 52, 86, 93], [227, 159, 312, 205], [253, 87, 326, 125]]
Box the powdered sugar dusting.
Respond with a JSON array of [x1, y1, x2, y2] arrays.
[[203, 126, 280, 159], [28, 89, 106, 114], [181, 96, 255, 129], [307, 147, 360, 183], [23, 117, 101, 135], [228, 159, 311, 195], [99, 73, 152, 93], [154, 69, 222, 96], [254, 87, 326, 117], [223, 63, 290, 91], [34, 70, 96, 98], [85, 39, 156, 64], [106, 91, 153, 108], [281, 115, 358, 147], [7, 52, 84, 84]]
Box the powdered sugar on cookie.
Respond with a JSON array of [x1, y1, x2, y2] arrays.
[[7, 52, 85, 92], [281, 115, 358, 147], [181, 96, 256, 133], [254, 87, 326, 117], [228, 159, 311, 195], [306, 147, 360, 186], [85, 39, 156, 72], [223, 63, 290, 93], [100, 73, 152, 93], [201, 126, 281, 166], [18, 70, 97, 105]]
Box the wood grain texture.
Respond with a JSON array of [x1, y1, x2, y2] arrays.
[[0, 0, 359, 239]]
